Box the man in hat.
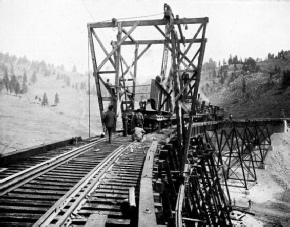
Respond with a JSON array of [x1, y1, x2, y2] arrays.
[[134, 109, 144, 128], [104, 105, 116, 143]]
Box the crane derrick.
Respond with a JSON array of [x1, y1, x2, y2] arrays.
[[87, 7, 231, 225], [87, 4, 208, 132]]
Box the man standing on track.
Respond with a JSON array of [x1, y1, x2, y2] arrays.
[[105, 105, 116, 144], [134, 109, 144, 128]]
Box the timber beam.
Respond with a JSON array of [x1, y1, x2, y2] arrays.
[[88, 17, 209, 28]]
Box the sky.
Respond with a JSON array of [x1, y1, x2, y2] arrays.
[[0, 0, 289, 80]]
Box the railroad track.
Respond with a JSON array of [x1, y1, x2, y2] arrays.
[[0, 136, 136, 226], [0, 138, 95, 180], [34, 141, 150, 226]]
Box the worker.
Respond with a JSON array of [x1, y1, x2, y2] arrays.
[[281, 109, 285, 118], [156, 75, 162, 83], [125, 87, 134, 100], [134, 109, 144, 128], [132, 126, 146, 142], [139, 97, 148, 111], [248, 199, 252, 209], [106, 79, 117, 97], [229, 114, 233, 121], [104, 105, 116, 143], [163, 4, 172, 20]]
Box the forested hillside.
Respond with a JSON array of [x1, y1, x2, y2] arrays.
[[200, 50, 290, 119], [0, 52, 102, 154]]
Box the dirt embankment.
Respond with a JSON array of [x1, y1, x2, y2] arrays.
[[231, 132, 290, 226]]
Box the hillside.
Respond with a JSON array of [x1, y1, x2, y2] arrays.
[[201, 51, 290, 119], [0, 53, 103, 155]]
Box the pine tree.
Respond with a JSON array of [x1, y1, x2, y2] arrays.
[[0, 80, 3, 93], [72, 65, 77, 72], [9, 75, 17, 94], [212, 69, 216, 77], [281, 70, 290, 90], [228, 54, 233, 65], [10, 64, 14, 74], [54, 93, 59, 105], [21, 83, 28, 94], [242, 77, 246, 95], [3, 67, 9, 92], [15, 81, 20, 94], [42, 93, 48, 106], [23, 70, 27, 83], [31, 71, 37, 84]]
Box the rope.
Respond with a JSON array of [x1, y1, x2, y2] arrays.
[[80, 0, 95, 21], [88, 38, 91, 138], [98, 12, 164, 23]]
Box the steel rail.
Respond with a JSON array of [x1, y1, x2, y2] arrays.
[[34, 142, 135, 226], [0, 138, 107, 196]]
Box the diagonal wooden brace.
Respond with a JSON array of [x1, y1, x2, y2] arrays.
[[159, 90, 172, 111], [174, 72, 197, 102], [121, 44, 151, 78], [91, 29, 116, 69], [178, 23, 204, 66], [96, 21, 140, 72]]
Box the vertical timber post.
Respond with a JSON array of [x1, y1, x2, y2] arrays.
[[170, 25, 182, 166], [133, 43, 139, 107], [88, 26, 105, 131], [114, 22, 122, 129], [181, 21, 207, 173]]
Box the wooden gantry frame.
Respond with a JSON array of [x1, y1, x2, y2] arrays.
[[88, 4, 210, 226], [87, 5, 208, 138], [87, 6, 279, 226]]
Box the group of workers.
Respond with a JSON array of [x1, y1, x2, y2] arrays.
[[106, 79, 134, 100], [103, 104, 145, 144]]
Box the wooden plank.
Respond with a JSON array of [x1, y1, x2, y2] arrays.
[[96, 21, 139, 72], [102, 97, 114, 101], [0, 198, 54, 206], [177, 69, 195, 73], [84, 214, 107, 227], [0, 205, 48, 212], [88, 17, 208, 28], [3, 192, 60, 200], [98, 71, 116, 74], [119, 78, 133, 81], [120, 38, 204, 45], [129, 187, 136, 207], [138, 141, 158, 227]]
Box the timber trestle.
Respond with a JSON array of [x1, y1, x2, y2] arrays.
[[148, 119, 283, 226]]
